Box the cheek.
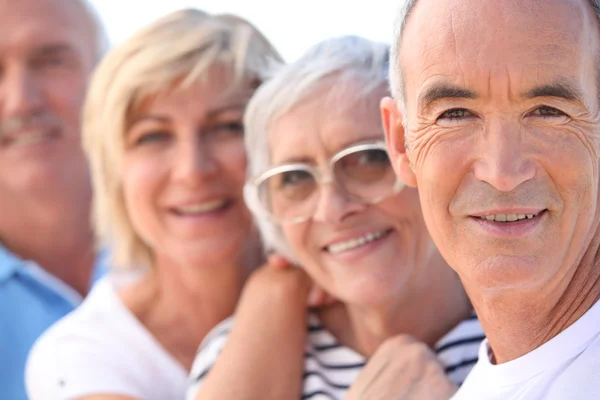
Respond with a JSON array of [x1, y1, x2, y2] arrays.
[[43, 74, 87, 125], [282, 223, 322, 269], [420, 140, 468, 211], [121, 156, 165, 237], [282, 224, 306, 255], [378, 187, 424, 225], [216, 140, 247, 188]]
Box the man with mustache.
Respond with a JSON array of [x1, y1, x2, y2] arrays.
[[381, 0, 600, 398], [0, 0, 107, 398]]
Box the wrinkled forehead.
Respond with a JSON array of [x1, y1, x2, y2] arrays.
[[268, 79, 387, 165], [400, 0, 600, 108]]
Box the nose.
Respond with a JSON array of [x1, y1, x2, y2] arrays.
[[473, 121, 535, 192], [172, 137, 218, 185], [0, 65, 44, 119], [312, 182, 367, 224]]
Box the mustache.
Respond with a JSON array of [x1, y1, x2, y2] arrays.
[[451, 180, 559, 213], [0, 113, 62, 139]]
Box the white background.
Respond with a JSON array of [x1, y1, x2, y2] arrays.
[[90, 0, 401, 61]]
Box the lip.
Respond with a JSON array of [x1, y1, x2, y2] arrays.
[[166, 197, 231, 210], [1, 127, 60, 148], [469, 208, 546, 217], [469, 210, 547, 238], [323, 228, 394, 262], [322, 228, 393, 250], [164, 199, 237, 233]]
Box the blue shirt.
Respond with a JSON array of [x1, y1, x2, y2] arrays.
[[0, 245, 106, 400]]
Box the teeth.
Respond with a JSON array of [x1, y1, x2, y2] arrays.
[[480, 213, 538, 222], [327, 230, 388, 254], [9, 132, 51, 147], [175, 200, 227, 215]]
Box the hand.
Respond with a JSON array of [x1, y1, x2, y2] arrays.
[[345, 335, 457, 400], [242, 253, 312, 306], [257, 253, 338, 308]]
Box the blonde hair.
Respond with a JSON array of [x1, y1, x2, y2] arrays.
[[83, 9, 282, 268]]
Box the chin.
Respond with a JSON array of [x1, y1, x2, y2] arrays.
[[464, 254, 550, 291], [337, 279, 401, 308]]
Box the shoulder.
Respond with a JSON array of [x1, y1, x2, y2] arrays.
[[0, 245, 20, 284], [187, 317, 234, 400], [25, 279, 143, 400], [435, 314, 486, 385], [552, 331, 600, 393], [189, 318, 234, 380]]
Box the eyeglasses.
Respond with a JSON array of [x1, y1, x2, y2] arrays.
[[247, 141, 404, 225]]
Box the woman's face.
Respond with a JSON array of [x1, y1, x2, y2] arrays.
[[122, 69, 256, 269], [270, 83, 436, 306]]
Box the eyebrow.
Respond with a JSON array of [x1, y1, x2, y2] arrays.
[[33, 43, 77, 58], [205, 104, 245, 119], [523, 81, 584, 102], [128, 116, 171, 129], [129, 104, 246, 128], [418, 83, 478, 110]]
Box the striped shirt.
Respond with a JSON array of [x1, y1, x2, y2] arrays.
[[186, 314, 485, 400]]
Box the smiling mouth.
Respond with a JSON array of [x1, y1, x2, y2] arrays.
[[1, 129, 60, 147], [324, 229, 393, 254], [475, 210, 546, 223], [170, 199, 232, 216]]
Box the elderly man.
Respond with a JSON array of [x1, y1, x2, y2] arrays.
[[0, 0, 107, 398], [382, 0, 600, 398]]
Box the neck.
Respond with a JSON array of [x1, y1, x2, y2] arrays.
[[123, 243, 263, 370], [472, 255, 600, 364], [321, 261, 472, 357], [0, 191, 95, 297]]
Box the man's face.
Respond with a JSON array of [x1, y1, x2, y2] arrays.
[[384, 0, 600, 294], [0, 0, 95, 205]]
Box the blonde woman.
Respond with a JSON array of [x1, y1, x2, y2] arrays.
[[25, 9, 284, 400]]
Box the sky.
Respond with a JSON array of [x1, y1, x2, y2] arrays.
[[90, 0, 401, 61]]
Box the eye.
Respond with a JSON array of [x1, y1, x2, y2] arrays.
[[436, 108, 476, 125], [528, 106, 568, 120], [31, 53, 75, 72], [280, 170, 312, 187], [356, 149, 389, 165], [133, 131, 171, 146], [205, 122, 244, 140]]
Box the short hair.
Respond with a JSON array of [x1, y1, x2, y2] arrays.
[[389, 0, 600, 114], [77, 0, 110, 61], [243, 35, 389, 261], [83, 9, 283, 268]]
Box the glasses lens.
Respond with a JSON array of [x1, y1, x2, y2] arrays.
[[257, 168, 317, 223], [334, 148, 397, 201]]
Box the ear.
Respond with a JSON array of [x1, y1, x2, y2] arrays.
[[381, 97, 417, 187]]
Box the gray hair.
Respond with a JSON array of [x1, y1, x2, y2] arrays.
[[243, 35, 390, 261], [389, 0, 600, 114], [78, 0, 110, 61]]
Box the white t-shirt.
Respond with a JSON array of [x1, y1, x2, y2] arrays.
[[452, 300, 600, 400], [25, 277, 189, 400], [187, 313, 485, 400]]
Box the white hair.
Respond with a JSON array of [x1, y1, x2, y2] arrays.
[[243, 35, 390, 261], [389, 0, 600, 115], [78, 0, 110, 61]]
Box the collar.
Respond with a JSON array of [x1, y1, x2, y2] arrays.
[[0, 243, 24, 283]]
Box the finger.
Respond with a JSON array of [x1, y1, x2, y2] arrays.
[[307, 286, 325, 307], [267, 253, 292, 269], [322, 292, 338, 306]]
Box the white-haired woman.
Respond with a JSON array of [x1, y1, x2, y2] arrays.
[[187, 36, 486, 400], [25, 9, 286, 400]]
